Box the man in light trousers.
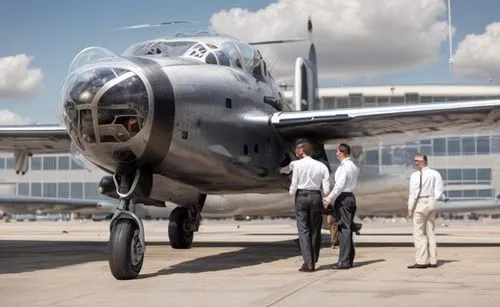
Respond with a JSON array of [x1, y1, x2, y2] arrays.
[[407, 153, 444, 269]]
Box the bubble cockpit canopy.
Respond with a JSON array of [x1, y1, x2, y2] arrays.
[[121, 36, 270, 79]]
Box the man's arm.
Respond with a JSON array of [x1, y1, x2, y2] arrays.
[[324, 167, 347, 204], [321, 165, 331, 196], [407, 173, 417, 217], [434, 171, 444, 201], [289, 164, 299, 196]]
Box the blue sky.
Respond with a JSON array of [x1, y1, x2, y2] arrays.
[[1, 0, 500, 124]]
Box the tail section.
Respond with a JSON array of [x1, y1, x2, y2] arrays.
[[293, 16, 319, 111]]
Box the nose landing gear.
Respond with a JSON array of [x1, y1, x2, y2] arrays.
[[108, 168, 146, 280]]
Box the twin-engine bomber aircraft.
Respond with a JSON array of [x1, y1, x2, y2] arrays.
[[2, 18, 500, 280]]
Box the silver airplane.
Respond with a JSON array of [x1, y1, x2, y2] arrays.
[[2, 18, 500, 280]]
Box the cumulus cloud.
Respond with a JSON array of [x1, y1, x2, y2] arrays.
[[453, 22, 500, 80], [0, 110, 34, 125], [0, 54, 43, 99], [210, 0, 450, 81]]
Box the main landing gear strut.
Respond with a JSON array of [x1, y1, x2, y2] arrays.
[[108, 168, 145, 280], [107, 167, 205, 280]]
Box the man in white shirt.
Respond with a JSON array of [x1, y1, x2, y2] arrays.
[[323, 143, 359, 269], [407, 153, 444, 269], [286, 139, 330, 272]]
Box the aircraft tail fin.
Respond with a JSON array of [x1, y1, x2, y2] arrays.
[[293, 16, 319, 111]]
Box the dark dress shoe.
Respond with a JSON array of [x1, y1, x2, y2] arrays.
[[299, 265, 315, 272], [407, 263, 428, 269], [331, 263, 350, 270]]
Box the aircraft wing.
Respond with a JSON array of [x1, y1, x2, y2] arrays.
[[436, 197, 500, 213], [270, 100, 500, 146], [0, 196, 117, 214], [0, 124, 70, 154]]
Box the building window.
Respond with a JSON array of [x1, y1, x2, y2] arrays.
[[461, 137, 475, 155], [364, 97, 376, 106], [323, 97, 335, 109], [70, 182, 83, 199], [349, 94, 362, 108], [43, 183, 57, 198], [390, 96, 405, 105], [31, 183, 41, 197], [17, 182, 30, 196], [0, 158, 4, 169], [447, 138, 461, 155], [58, 156, 70, 170], [477, 168, 491, 181], [71, 159, 84, 170], [476, 136, 490, 154], [58, 183, 70, 198], [433, 138, 446, 156], [6, 158, 13, 169], [478, 189, 493, 198], [492, 135, 500, 153], [336, 98, 348, 108], [84, 182, 100, 199], [405, 93, 419, 104], [32, 157, 42, 170], [43, 157, 57, 170], [364, 150, 379, 165]]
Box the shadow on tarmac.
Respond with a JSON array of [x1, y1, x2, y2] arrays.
[[0, 236, 495, 276]]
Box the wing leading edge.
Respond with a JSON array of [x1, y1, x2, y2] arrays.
[[0, 196, 118, 214], [270, 99, 500, 146], [0, 124, 70, 154]]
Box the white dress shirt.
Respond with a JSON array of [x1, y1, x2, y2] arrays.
[[407, 166, 444, 209], [288, 156, 331, 196], [325, 157, 359, 202]]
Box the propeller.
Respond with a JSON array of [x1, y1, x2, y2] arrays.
[[114, 20, 196, 31], [248, 38, 306, 46]]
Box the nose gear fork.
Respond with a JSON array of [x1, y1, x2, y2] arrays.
[[108, 167, 146, 280]]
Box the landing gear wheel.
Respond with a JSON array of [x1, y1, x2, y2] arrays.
[[109, 219, 144, 280], [168, 207, 194, 249]]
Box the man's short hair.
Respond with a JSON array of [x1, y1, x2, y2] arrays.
[[295, 139, 313, 156], [415, 153, 428, 164], [338, 143, 351, 155]]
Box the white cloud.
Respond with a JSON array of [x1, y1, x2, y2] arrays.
[[453, 22, 500, 80], [0, 110, 34, 125], [0, 54, 43, 99], [210, 0, 450, 81]]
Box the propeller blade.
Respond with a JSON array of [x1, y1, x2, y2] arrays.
[[248, 38, 306, 46], [115, 20, 195, 31]]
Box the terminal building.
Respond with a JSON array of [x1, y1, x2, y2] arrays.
[[1, 85, 499, 212]]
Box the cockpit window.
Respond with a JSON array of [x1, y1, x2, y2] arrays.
[[215, 50, 230, 66], [123, 41, 197, 57], [205, 52, 217, 65]]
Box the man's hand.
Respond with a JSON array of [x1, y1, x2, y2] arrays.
[[323, 197, 331, 208], [408, 209, 413, 219]]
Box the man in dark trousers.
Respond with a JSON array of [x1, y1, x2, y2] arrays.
[[323, 143, 360, 269], [286, 139, 330, 272]]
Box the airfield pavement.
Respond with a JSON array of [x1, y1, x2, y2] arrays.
[[1, 218, 500, 307]]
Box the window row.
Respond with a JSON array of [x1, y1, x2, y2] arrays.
[[436, 168, 491, 184], [320, 95, 500, 109], [357, 135, 500, 166], [445, 189, 494, 199], [17, 182, 104, 199], [0, 156, 85, 170]]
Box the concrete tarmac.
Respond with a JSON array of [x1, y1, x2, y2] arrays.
[[1, 218, 500, 307]]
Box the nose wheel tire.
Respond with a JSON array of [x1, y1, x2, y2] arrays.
[[109, 219, 144, 280], [168, 207, 194, 249]]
